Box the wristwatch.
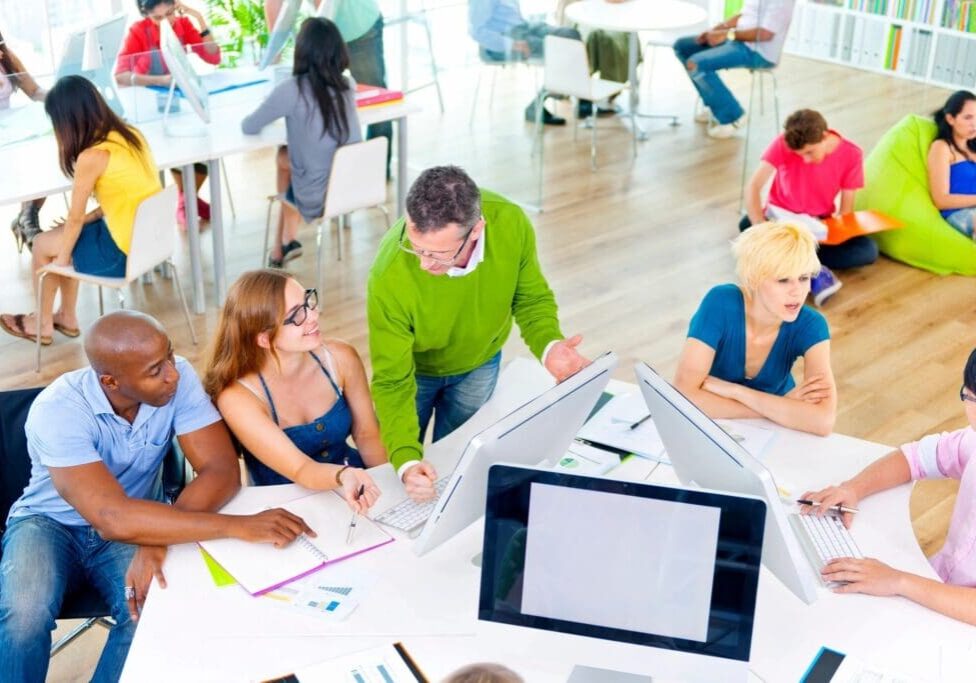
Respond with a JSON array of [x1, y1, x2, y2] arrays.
[[199, 27, 211, 38], [726, 28, 737, 42]]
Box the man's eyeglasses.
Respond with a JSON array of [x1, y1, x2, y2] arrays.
[[961, 385, 976, 404], [397, 222, 477, 266], [283, 288, 318, 326]]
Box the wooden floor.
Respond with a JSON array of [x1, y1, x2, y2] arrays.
[[1, 53, 970, 679]]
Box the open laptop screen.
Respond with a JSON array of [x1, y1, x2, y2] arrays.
[[479, 465, 765, 663]]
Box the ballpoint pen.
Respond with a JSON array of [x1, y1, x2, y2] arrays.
[[628, 414, 651, 431], [346, 484, 365, 545], [796, 499, 859, 515]]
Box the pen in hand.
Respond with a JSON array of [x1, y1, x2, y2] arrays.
[[796, 499, 859, 515], [346, 484, 365, 545]]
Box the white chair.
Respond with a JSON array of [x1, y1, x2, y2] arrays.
[[34, 184, 196, 372], [534, 36, 636, 201], [262, 137, 391, 292]]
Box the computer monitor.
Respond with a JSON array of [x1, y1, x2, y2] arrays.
[[479, 464, 766, 683], [634, 362, 821, 605], [56, 15, 127, 116], [411, 352, 619, 556], [259, 0, 304, 70], [159, 19, 209, 125]]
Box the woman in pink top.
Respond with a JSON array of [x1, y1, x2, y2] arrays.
[[742, 109, 878, 307], [114, 0, 220, 227], [802, 347, 976, 625]]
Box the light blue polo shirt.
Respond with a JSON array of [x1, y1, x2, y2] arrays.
[[334, 0, 381, 43], [7, 357, 221, 527]]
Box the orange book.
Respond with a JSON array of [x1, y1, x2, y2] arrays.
[[821, 211, 903, 245], [355, 83, 404, 108]]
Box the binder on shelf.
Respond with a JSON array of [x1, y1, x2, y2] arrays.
[[198, 490, 395, 596], [841, 14, 856, 61]]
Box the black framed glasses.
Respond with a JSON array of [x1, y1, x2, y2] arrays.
[[283, 288, 318, 326], [961, 385, 976, 404], [397, 220, 478, 266]]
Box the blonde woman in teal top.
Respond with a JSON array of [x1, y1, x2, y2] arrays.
[[367, 166, 588, 502], [674, 221, 837, 436]]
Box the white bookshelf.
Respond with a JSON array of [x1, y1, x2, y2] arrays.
[[784, 0, 976, 89]]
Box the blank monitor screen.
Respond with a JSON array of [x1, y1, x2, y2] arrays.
[[479, 465, 766, 664]]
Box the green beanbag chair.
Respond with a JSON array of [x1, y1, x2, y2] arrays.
[[857, 114, 976, 275]]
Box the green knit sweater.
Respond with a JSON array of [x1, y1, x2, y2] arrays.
[[367, 190, 563, 470]]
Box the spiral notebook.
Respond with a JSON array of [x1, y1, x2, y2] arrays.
[[199, 490, 394, 596]]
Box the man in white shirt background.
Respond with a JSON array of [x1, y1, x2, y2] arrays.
[[673, 0, 795, 138]]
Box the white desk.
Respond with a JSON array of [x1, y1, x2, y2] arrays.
[[564, 0, 707, 133], [0, 90, 418, 314], [120, 375, 975, 682]]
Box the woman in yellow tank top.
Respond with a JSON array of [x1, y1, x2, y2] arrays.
[[0, 75, 161, 345]]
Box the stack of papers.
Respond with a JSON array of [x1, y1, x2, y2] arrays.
[[199, 490, 394, 596], [576, 392, 668, 462]]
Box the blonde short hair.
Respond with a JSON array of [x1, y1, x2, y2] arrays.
[[444, 663, 524, 683], [732, 221, 821, 294]]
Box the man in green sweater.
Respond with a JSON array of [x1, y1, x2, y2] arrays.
[[367, 166, 588, 501]]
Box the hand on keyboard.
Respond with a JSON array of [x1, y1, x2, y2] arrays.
[[820, 557, 908, 597], [403, 461, 439, 502], [800, 483, 860, 529]]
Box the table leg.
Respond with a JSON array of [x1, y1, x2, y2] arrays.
[[208, 159, 227, 306], [396, 116, 408, 216], [628, 33, 648, 141], [182, 163, 205, 315]]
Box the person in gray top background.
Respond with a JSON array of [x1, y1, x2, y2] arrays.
[[242, 17, 362, 268]]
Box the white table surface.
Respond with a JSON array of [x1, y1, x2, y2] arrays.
[[564, 0, 708, 33], [0, 83, 418, 314], [121, 373, 976, 682], [564, 0, 707, 128]]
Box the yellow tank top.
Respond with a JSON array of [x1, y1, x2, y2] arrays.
[[91, 130, 161, 254]]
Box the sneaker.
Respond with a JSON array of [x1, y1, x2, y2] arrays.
[[694, 101, 712, 124], [267, 253, 284, 268], [706, 114, 747, 139], [810, 267, 843, 307], [281, 239, 303, 262], [525, 102, 566, 126], [577, 100, 594, 118]]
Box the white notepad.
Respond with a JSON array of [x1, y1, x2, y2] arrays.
[[199, 490, 394, 596]]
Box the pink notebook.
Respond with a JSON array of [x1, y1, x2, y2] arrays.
[[199, 490, 394, 596]]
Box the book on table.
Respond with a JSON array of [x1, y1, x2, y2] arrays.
[[821, 211, 903, 245], [198, 490, 394, 596], [355, 83, 404, 108]]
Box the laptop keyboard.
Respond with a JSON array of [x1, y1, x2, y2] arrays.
[[795, 512, 863, 569], [373, 478, 450, 532]]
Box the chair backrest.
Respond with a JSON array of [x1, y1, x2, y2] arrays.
[[543, 35, 592, 101], [0, 387, 44, 538], [322, 137, 390, 220], [125, 184, 179, 281]]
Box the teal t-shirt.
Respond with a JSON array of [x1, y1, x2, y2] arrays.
[[334, 0, 381, 43], [687, 284, 830, 396]]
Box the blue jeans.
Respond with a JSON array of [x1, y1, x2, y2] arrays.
[[0, 515, 136, 683], [944, 207, 976, 237], [415, 353, 502, 443], [346, 16, 393, 176], [673, 37, 774, 125]]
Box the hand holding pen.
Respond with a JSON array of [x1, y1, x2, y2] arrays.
[[337, 462, 381, 514], [797, 483, 861, 528], [346, 484, 365, 545]]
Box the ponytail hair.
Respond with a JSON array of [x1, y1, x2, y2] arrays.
[[933, 90, 976, 156]]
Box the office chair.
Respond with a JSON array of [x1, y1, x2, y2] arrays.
[[0, 385, 189, 656]]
